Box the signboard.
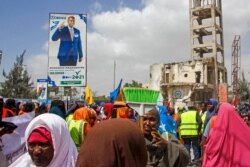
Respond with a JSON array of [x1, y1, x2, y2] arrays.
[[48, 13, 87, 87], [37, 79, 48, 100]]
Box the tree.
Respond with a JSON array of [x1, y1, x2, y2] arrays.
[[0, 50, 36, 99], [237, 72, 250, 103], [124, 80, 143, 88]]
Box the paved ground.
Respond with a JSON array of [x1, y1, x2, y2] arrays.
[[187, 148, 201, 167]]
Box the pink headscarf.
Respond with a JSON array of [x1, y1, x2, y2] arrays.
[[203, 103, 250, 167]]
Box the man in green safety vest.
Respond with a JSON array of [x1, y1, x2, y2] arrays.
[[179, 103, 202, 163]]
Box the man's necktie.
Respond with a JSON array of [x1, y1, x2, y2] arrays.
[[70, 28, 74, 41]]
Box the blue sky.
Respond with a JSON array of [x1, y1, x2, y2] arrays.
[[0, 0, 143, 95], [0, 0, 142, 67], [0, 0, 250, 96]]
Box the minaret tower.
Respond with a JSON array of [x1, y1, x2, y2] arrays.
[[189, 0, 227, 98]]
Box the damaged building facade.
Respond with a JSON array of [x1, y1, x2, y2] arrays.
[[149, 0, 227, 107]]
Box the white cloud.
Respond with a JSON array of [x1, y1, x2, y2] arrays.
[[42, 41, 48, 52], [87, 0, 191, 95], [28, 0, 250, 96], [25, 54, 48, 83]]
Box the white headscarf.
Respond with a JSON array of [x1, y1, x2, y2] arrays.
[[9, 113, 78, 167]]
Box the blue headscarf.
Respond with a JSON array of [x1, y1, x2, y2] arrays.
[[157, 105, 177, 136], [207, 98, 218, 112], [203, 98, 218, 132]]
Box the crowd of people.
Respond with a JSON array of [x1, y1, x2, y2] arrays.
[[0, 96, 250, 167]]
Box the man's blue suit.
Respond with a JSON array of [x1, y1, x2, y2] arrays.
[[52, 26, 83, 66]]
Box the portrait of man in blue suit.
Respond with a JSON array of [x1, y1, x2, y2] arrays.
[[52, 16, 83, 66]]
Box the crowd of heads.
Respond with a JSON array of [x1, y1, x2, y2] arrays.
[[2, 96, 250, 167]]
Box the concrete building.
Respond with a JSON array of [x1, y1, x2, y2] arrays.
[[149, 0, 227, 108]]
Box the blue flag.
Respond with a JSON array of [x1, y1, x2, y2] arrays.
[[110, 79, 122, 103], [157, 105, 177, 137]]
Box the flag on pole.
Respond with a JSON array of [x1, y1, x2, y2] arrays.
[[85, 84, 94, 105], [110, 79, 123, 103]]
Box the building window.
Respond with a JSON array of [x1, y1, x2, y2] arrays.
[[195, 71, 201, 83], [165, 73, 169, 83], [207, 68, 214, 84]]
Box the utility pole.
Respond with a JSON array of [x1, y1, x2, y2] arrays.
[[0, 50, 2, 65], [113, 60, 116, 89]]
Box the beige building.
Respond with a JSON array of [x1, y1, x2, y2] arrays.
[[149, 0, 228, 108], [150, 58, 227, 108]]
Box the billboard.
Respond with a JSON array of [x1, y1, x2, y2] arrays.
[[48, 13, 87, 87]]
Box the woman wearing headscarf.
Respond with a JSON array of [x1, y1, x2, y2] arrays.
[[73, 107, 91, 124], [68, 107, 92, 151], [202, 103, 250, 167], [9, 113, 78, 167], [49, 99, 66, 119], [102, 103, 113, 120], [76, 119, 147, 167], [144, 107, 189, 167], [203, 98, 218, 132]]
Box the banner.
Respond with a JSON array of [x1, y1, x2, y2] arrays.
[[48, 13, 87, 87], [1, 112, 35, 164], [37, 79, 48, 100]]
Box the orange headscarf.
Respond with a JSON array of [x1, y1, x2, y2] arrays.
[[73, 107, 90, 123]]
